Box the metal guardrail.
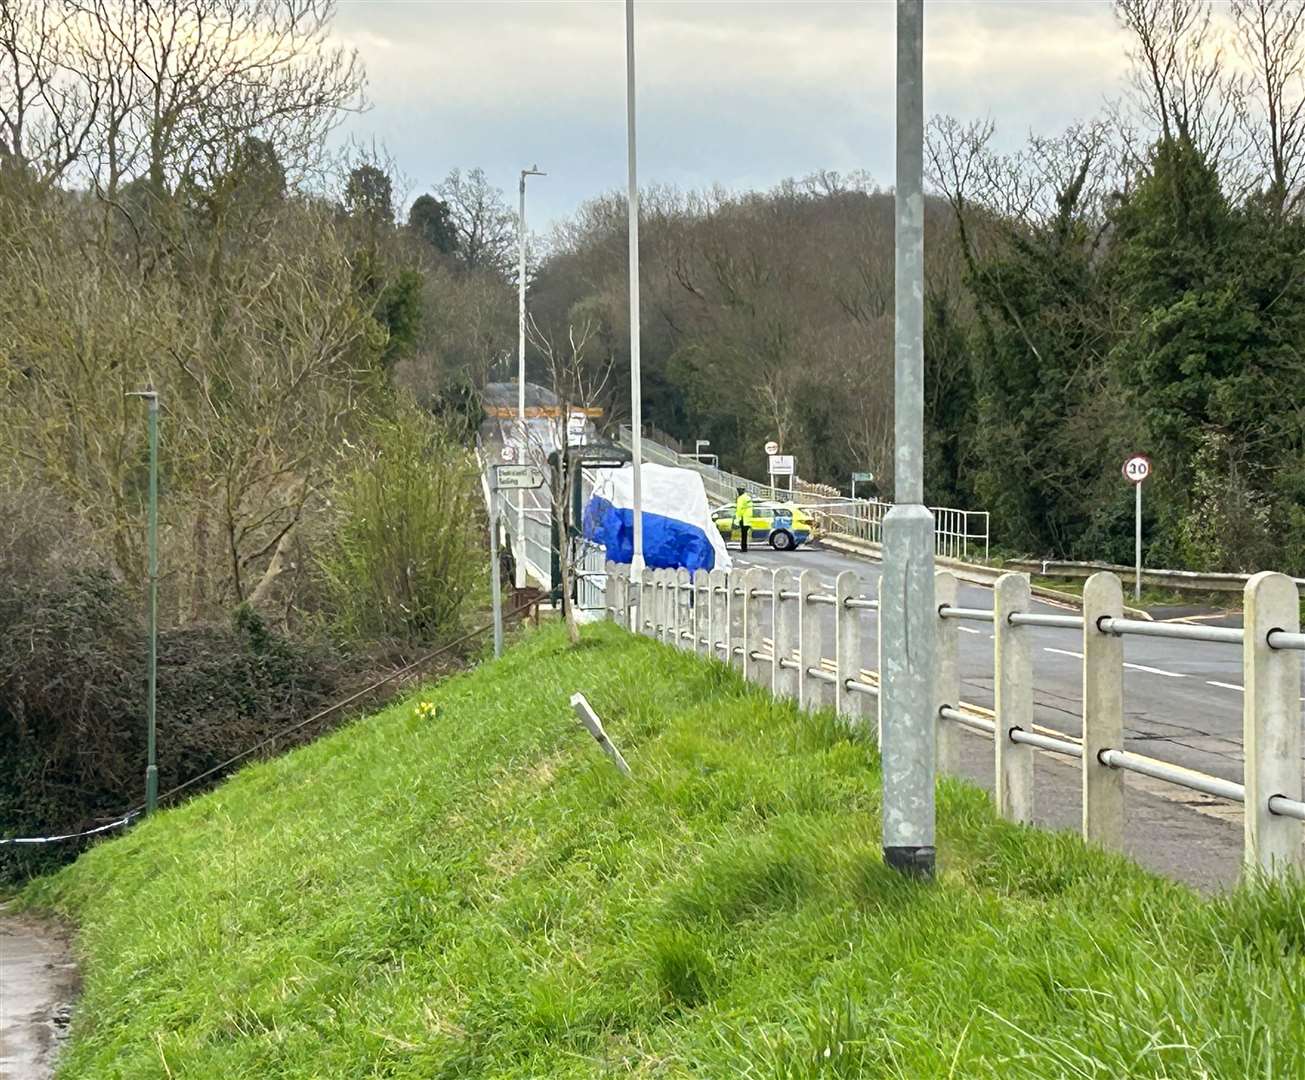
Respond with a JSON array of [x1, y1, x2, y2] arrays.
[[604, 562, 1304, 881], [1007, 558, 1305, 596]]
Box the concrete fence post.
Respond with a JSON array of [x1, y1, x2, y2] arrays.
[[606, 562, 621, 628], [709, 568, 728, 662], [773, 568, 800, 700], [742, 567, 769, 686], [835, 571, 863, 725], [693, 569, 710, 656], [934, 571, 959, 774], [994, 572, 1034, 824], [676, 568, 692, 650], [730, 570, 747, 674], [641, 572, 654, 637], [1082, 571, 1124, 851], [1243, 571, 1303, 878], [656, 569, 670, 644], [798, 570, 827, 712]]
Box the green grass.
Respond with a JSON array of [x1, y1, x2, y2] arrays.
[[24, 623, 1305, 1078]]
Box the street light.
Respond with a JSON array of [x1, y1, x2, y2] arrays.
[[880, 0, 936, 878], [517, 164, 546, 589], [625, 0, 644, 581], [694, 439, 710, 457], [125, 388, 159, 815]]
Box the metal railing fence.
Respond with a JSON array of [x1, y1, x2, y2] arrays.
[[603, 562, 1304, 879]]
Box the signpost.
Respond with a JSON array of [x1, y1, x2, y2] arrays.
[[764, 440, 779, 456], [768, 452, 795, 494], [1123, 454, 1151, 601], [851, 471, 874, 501], [489, 464, 545, 656]]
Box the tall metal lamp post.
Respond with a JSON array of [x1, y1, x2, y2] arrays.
[[517, 164, 546, 589], [880, 0, 936, 878], [126, 389, 160, 815], [625, 0, 645, 582]]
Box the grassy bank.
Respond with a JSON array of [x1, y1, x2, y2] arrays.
[[26, 623, 1305, 1078]]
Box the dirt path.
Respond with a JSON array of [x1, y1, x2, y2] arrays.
[[0, 908, 78, 1080]]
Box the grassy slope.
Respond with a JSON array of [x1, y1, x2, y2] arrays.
[[26, 623, 1305, 1079]]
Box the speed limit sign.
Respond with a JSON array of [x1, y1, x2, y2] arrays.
[[1122, 454, 1151, 483], [764, 439, 779, 456]]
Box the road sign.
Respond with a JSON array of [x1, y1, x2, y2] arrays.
[[494, 464, 545, 490], [764, 440, 779, 456], [500, 444, 517, 462], [566, 411, 588, 446], [1122, 454, 1151, 483], [852, 471, 874, 483], [769, 454, 795, 476]]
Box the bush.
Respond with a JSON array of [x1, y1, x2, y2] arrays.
[[0, 570, 348, 883], [319, 406, 485, 643]]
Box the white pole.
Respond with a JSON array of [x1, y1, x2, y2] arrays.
[[1134, 480, 1142, 602], [516, 166, 546, 589], [489, 473, 503, 657], [625, 0, 644, 581]]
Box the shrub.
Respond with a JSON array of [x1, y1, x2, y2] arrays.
[[318, 406, 485, 643], [0, 570, 348, 883]]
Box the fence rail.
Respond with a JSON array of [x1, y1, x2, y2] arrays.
[[602, 562, 1304, 880]]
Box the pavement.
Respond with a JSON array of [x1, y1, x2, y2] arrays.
[[0, 909, 77, 1080], [727, 539, 1301, 892]]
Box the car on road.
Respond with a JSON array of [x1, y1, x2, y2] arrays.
[[711, 501, 814, 551]]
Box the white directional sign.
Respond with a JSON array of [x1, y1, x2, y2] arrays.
[[1122, 455, 1151, 484], [493, 464, 545, 490], [764, 440, 780, 456], [768, 454, 795, 477]]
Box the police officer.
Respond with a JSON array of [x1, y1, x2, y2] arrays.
[[734, 486, 753, 553]]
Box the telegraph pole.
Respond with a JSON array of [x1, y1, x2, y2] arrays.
[[880, 0, 936, 878], [625, 0, 645, 581]]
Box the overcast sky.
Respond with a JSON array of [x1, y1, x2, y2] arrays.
[[331, 1, 1133, 228]]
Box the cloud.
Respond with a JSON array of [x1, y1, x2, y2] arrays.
[[330, 0, 1132, 225]]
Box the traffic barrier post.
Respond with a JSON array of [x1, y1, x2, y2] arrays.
[[994, 572, 1034, 824], [835, 571, 863, 724], [773, 568, 800, 700], [693, 569, 710, 656], [798, 569, 826, 711], [934, 571, 959, 774], [1082, 571, 1124, 850], [742, 567, 769, 686], [709, 568, 728, 661], [1243, 571, 1303, 877]]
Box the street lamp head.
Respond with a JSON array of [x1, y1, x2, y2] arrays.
[[522, 165, 547, 178]]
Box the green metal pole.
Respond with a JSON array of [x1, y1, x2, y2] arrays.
[[129, 390, 159, 815], [146, 393, 158, 814]]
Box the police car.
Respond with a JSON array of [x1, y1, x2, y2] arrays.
[[711, 501, 814, 551]]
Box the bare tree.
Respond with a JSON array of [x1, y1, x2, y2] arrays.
[[1233, 0, 1305, 215], [438, 167, 517, 275], [0, 0, 101, 184], [1114, 0, 1246, 176]]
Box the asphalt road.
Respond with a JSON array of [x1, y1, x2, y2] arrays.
[[732, 540, 1303, 786]]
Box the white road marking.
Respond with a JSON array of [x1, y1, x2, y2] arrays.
[[1124, 662, 1186, 678], [1044, 647, 1083, 659], [957, 626, 981, 635], [1207, 681, 1244, 693]]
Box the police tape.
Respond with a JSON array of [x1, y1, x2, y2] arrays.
[[1, 811, 141, 847]]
